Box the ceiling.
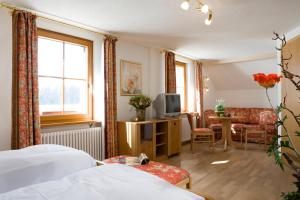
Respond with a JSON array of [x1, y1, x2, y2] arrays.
[[4, 0, 300, 60]]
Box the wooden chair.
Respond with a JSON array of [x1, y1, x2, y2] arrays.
[[243, 111, 275, 151], [187, 113, 215, 153]]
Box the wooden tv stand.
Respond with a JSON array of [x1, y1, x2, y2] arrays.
[[117, 118, 182, 161]]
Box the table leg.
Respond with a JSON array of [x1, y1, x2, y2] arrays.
[[222, 121, 228, 151]]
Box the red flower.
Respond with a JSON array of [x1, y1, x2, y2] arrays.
[[253, 73, 281, 88]]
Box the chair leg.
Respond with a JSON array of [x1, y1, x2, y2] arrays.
[[212, 134, 215, 152], [208, 135, 211, 151], [191, 134, 194, 153], [245, 131, 248, 151]]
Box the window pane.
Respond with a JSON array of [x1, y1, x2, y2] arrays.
[[176, 67, 185, 87], [38, 37, 63, 77], [64, 43, 88, 79], [39, 77, 63, 115], [64, 79, 88, 114]]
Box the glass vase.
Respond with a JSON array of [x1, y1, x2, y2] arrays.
[[136, 109, 146, 121]]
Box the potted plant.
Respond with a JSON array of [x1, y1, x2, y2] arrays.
[[215, 98, 225, 117], [129, 94, 152, 121], [253, 33, 300, 200]]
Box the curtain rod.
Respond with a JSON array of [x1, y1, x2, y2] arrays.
[[0, 2, 117, 38], [161, 49, 199, 61]]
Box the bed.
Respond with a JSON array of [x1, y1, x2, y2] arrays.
[[0, 164, 205, 200], [0, 144, 96, 193]]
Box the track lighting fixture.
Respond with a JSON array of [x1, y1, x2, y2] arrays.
[[180, 0, 213, 25]]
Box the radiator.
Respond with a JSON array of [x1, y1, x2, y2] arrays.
[[41, 127, 105, 161]]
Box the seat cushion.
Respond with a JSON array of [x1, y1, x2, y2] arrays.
[[193, 128, 213, 133], [103, 156, 190, 185]]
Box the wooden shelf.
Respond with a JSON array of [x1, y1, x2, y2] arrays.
[[156, 143, 166, 147], [156, 132, 166, 136], [117, 118, 181, 161]]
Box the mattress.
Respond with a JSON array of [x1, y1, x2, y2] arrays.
[[0, 144, 96, 193], [0, 164, 204, 200]]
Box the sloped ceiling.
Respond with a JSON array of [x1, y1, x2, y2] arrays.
[[205, 58, 278, 90], [3, 0, 300, 60]]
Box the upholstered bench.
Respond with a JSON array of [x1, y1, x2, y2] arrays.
[[102, 156, 191, 189]]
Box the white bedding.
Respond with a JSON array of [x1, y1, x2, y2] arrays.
[[0, 164, 204, 200], [0, 144, 96, 193]]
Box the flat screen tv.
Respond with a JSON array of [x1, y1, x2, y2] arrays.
[[154, 93, 181, 119]]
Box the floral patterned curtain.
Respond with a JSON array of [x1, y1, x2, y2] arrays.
[[195, 61, 204, 128], [12, 10, 41, 149], [104, 35, 118, 158], [165, 51, 176, 93]]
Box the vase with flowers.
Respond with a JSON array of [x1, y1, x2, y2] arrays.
[[253, 32, 300, 200], [129, 94, 152, 121], [215, 98, 225, 117]]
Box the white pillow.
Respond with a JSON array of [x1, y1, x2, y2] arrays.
[[0, 144, 96, 193]]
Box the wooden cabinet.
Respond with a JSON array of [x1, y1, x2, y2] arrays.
[[168, 119, 182, 156], [117, 118, 181, 161]]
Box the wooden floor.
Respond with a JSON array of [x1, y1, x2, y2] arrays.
[[165, 143, 296, 200]]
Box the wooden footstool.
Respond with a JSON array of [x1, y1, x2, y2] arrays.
[[102, 156, 191, 189]]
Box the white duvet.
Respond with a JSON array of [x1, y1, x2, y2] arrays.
[[0, 164, 204, 200], [0, 144, 96, 193]]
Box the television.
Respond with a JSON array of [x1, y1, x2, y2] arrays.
[[154, 93, 181, 119]]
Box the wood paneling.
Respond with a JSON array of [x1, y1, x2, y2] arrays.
[[282, 35, 300, 152]]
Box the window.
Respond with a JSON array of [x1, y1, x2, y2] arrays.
[[175, 61, 187, 112], [37, 29, 93, 126]]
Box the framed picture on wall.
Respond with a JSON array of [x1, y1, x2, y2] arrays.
[[120, 60, 142, 96]]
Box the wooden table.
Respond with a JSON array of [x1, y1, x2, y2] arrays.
[[209, 116, 242, 151]]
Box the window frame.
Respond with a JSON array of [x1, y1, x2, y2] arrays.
[[37, 28, 93, 127], [175, 61, 187, 112]]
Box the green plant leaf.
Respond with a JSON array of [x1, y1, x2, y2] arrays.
[[280, 140, 290, 148]]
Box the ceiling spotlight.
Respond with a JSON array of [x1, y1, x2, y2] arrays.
[[205, 12, 212, 25], [205, 19, 212, 25], [181, 0, 190, 10], [201, 4, 209, 13]]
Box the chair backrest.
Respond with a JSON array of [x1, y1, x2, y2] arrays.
[[187, 113, 194, 131], [259, 111, 276, 128]]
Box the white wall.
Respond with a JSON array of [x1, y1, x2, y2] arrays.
[[0, 9, 12, 151], [203, 58, 279, 111], [0, 10, 104, 150], [115, 41, 163, 121]]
